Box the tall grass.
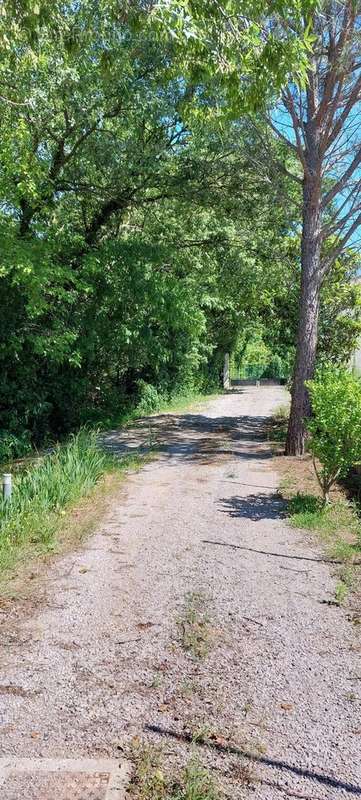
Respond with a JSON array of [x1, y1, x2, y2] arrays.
[[0, 429, 107, 573]]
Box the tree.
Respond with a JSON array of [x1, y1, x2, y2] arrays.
[[5, 0, 354, 457], [154, 1, 361, 455], [0, 0, 301, 451], [263, 2, 361, 454], [259, 236, 361, 375]]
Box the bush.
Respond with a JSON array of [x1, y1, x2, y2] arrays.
[[306, 368, 361, 503], [135, 380, 165, 415], [0, 431, 32, 464]]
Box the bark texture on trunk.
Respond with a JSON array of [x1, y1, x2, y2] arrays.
[[285, 168, 322, 455]]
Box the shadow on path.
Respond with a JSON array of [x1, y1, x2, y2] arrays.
[[219, 493, 285, 521], [102, 411, 274, 465], [145, 724, 361, 796], [203, 539, 342, 565]]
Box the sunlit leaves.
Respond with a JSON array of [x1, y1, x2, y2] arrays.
[[152, 0, 319, 112]]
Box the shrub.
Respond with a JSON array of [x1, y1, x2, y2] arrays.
[[136, 381, 165, 415], [306, 368, 361, 503], [0, 431, 32, 464]]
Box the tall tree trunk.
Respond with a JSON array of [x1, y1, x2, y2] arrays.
[[285, 174, 322, 455]]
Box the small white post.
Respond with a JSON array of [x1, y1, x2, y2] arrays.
[[223, 352, 230, 390], [2, 474, 12, 502], [256, 380, 260, 387]]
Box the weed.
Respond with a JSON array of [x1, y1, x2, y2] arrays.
[[128, 741, 222, 800], [279, 474, 297, 494], [339, 565, 355, 587], [179, 592, 214, 659], [335, 581, 349, 605], [190, 722, 215, 744], [129, 741, 167, 800], [288, 495, 361, 553], [334, 565, 355, 605], [288, 493, 325, 529], [266, 403, 289, 442], [174, 759, 220, 800], [150, 674, 163, 690], [345, 691, 359, 702], [329, 538, 359, 562], [242, 700, 253, 717], [273, 403, 290, 422], [180, 680, 197, 699]]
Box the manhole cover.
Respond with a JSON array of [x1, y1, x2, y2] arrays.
[[0, 758, 130, 800]]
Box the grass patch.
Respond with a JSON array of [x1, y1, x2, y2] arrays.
[[279, 464, 361, 605], [266, 402, 289, 442], [175, 760, 220, 800], [0, 386, 214, 580], [334, 578, 350, 606], [129, 742, 221, 800], [0, 429, 149, 579], [287, 493, 361, 559], [178, 592, 214, 660]]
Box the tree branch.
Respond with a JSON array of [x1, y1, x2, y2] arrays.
[[322, 147, 361, 210], [249, 117, 302, 185], [325, 73, 361, 152], [281, 87, 308, 175], [322, 211, 361, 274]]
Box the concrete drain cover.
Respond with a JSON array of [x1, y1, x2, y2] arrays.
[[0, 758, 130, 800]]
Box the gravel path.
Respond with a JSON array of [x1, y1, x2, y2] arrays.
[[0, 386, 360, 799]]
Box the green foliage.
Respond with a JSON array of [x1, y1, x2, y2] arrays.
[[307, 368, 361, 502], [259, 236, 361, 377], [153, 0, 317, 112], [318, 255, 361, 367], [136, 381, 165, 415], [174, 759, 220, 800], [0, 0, 355, 456], [129, 741, 221, 800], [0, 429, 107, 572], [232, 332, 290, 380], [0, 431, 32, 463], [0, 81, 299, 446]]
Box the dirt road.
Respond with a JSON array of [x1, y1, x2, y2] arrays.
[[0, 387, 360, 798]]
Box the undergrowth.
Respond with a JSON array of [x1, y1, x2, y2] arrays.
[[0, 429, 145, 576], [129, 742, 221, 800], [266, 403, 289, 442], [0, 387, 213, 580]]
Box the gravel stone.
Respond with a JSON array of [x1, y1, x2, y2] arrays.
[[0, 387, 360, 799]]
